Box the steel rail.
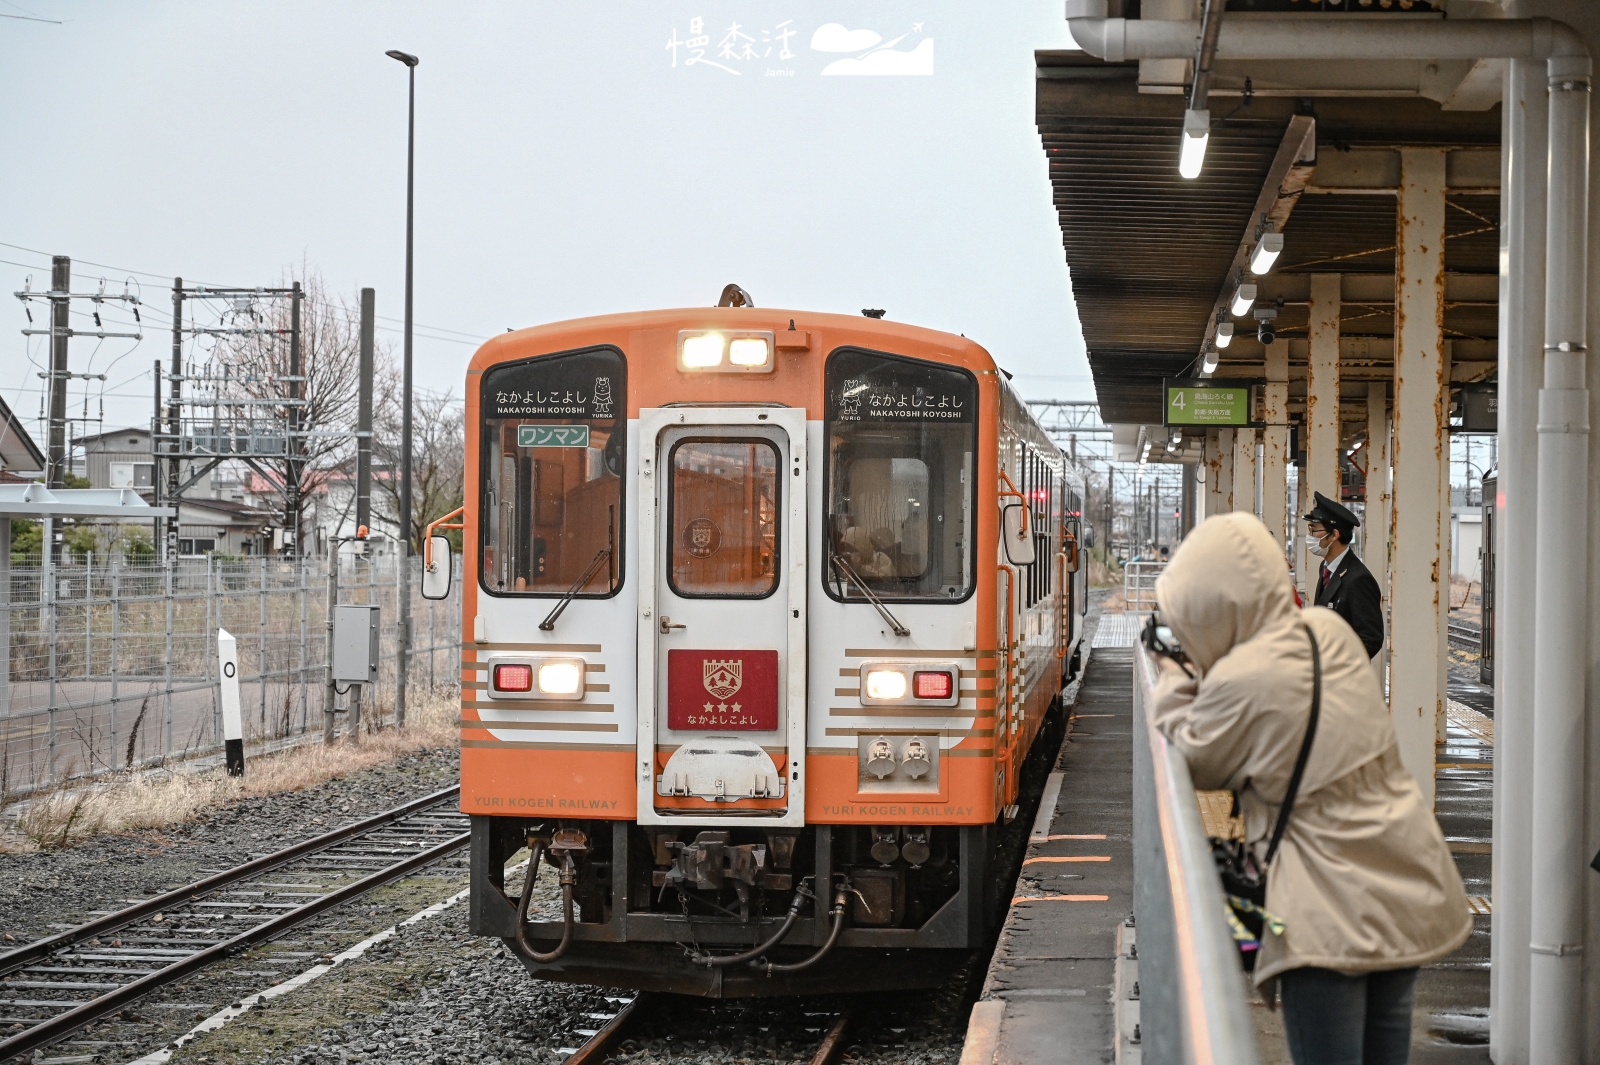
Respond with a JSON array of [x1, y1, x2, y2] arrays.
[[563, 992, 647, 1065], [0, 788, 467, 1060], [0, 783, 461, 976], [808, 1011, 854, 1065]]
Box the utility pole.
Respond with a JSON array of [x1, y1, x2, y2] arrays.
[[284, 282, 303, 555], [43, 256, 70, 569], [356, 288, 374, 537], [388, 47, 420, 729], [167, 279, 184, 564]]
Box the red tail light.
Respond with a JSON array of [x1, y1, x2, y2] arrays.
[[494, 663, 533, 692], [913, 670, 953, 700]]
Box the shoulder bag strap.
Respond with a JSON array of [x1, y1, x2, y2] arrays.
[[1264, 622, 1322, 866]]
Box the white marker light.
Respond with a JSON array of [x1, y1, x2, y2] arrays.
[[680, 333, 724, 369], [1215, 322, 1234, 348], [1230, 283, 1258, 317], [537, 660, 583, 696], [728, 336, 771, 367], [864, 669, 908, 701], [1178, 108, 1210, 180], [1250, 232, 1284, 275]]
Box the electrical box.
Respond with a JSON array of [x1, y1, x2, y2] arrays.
[[332, 605, 380, 684]]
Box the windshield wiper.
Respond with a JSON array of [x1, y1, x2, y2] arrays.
[[830, 555, 910, 637], [539, 547, 612, 631]]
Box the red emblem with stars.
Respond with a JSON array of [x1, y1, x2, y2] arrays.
[[667, 649, 779, 731]]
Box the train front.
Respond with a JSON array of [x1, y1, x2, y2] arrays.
[[450, 305, 1011, 997]]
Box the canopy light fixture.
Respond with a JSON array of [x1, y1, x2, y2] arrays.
[[1202, 348, 1220, 374], [1215, 321, 1234, 348], [1230, 283, 1258, 317], [1179, 108, 1210, 179], [1250, 231, 1284, 275]]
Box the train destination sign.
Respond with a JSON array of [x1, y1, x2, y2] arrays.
[[481, 346, 624, 421], [1163, 378, 1252, 427], [517, 424, 590, 448]]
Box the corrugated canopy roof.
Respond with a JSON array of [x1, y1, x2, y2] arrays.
[[1036, 47, 1501, 425]]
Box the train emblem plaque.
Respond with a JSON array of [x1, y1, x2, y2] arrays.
[[668, 649, 778, 731]]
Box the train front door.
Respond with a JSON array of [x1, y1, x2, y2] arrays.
[[635, 407, 808, 826]]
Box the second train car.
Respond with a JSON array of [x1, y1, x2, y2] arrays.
[[423, 294, 1087, 996]]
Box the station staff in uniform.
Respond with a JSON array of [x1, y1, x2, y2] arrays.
[[1304, 492, 1384, 659]]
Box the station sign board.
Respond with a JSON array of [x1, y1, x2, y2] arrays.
[[1162, 378, 1253, 427]]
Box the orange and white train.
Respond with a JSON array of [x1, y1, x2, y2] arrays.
[[423, 291, 1086, 996]]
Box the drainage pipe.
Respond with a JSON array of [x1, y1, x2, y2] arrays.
[[1061, 5, 1590, 1060], [1528, 52, 1589, 1065]]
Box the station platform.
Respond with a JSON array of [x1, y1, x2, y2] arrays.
[[960, 614, 1495, 1064]]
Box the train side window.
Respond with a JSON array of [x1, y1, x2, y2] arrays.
[[479, 346, 626, 598], [824, 348, 978, 603]]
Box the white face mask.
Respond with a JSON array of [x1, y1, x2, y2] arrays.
[[1306, 534, 1329, 559]]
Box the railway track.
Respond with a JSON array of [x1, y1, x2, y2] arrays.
[[0, 784, 469, 1062], [1448, 618, 1482, 648], [569, 994, 854, 1065]]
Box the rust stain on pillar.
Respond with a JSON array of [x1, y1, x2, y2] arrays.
[[1390, 148, 1447, 808]]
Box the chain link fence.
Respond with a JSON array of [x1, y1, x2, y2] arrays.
[[1, 552, 462, 796]]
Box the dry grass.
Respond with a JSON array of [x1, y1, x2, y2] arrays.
[[2, 687, 458, 853]]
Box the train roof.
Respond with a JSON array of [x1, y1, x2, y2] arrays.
[[467, 306, 1001, 379]]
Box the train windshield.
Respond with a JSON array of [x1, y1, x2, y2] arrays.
[[479, 347, 625, 597], [824, 349, 977, 602]]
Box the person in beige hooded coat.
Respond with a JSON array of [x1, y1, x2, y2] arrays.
[[1151, 513, 1470, 1065]]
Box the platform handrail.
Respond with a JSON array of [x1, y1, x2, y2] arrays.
[[1131, 645, 1260, 1065], [1124, 559, 1166, 612]]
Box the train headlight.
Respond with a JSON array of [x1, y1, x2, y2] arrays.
[[538, 661, 584, 696], [728, 336, 771, 367], [677, 330, 776, 374], [680, 333, 724, 369], [487, 656, 586, 701], [864, 669, 908, 701]]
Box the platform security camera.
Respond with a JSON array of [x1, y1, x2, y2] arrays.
[[1253, 304, 1279, 346]]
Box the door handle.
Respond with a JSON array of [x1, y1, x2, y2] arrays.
[[659, 615, 687, 634]]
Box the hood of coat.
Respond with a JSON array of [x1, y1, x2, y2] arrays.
[[1155, 513, 1298, 672]]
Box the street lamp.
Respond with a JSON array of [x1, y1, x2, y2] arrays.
[[387, 47, 418, 729]]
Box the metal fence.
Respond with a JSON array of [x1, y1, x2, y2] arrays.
[[1131, 643, 1259, 1064], [1, 551, 462, 795], [1124, 559, 1166, 612]]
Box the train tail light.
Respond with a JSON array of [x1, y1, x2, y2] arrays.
[[493, 663, 533, 693], [913, 670, 953, 700]]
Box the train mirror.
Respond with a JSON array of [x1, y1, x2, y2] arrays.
[[1001, 503, 1036, 567], [421, 535, 453, 600]]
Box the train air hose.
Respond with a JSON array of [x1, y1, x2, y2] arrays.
[[512, 841, 577, 964], [691, 878, 815, 968], [753, 882, 850, 976]]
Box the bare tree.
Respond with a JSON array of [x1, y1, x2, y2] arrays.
[[371, 370, 465, 552], [214, 270, 366, 551]]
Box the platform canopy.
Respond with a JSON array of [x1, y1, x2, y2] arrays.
[[0, 482, 173, 519], [1036, 27, 1501, 440]]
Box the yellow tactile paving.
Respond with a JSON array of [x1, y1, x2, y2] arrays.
[[1446, 702, 1494, 745]]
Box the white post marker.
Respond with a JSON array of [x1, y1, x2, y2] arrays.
[[218, 627, 244, 776]]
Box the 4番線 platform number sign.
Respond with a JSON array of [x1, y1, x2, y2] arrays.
[[1164, 380, 1251, 427]]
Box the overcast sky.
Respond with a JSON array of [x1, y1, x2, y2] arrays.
[[0, 1, 1091, 444]]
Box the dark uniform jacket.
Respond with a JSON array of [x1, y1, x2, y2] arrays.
[[1313, 548, 1385, 658]]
